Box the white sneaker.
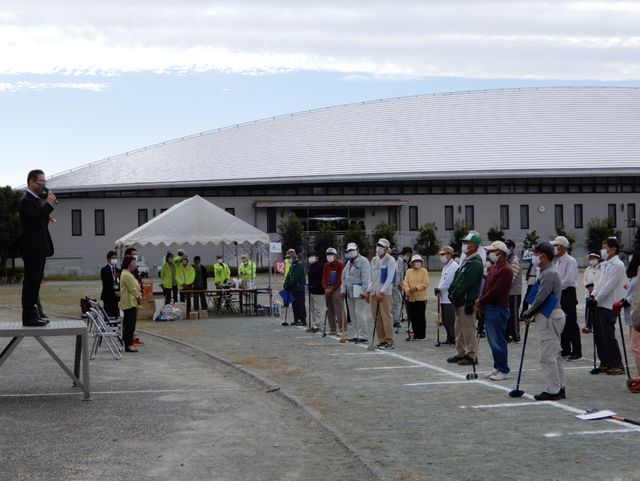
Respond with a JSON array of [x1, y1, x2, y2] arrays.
[[485, 369, 498, 379], [489, 371, 511, 381]]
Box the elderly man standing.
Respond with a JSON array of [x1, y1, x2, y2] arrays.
[[590, 237, 627, 375], [369, 238, 397, 349], [447, 232, 484, 365], [505, 239, 522, 343], [284, 248, 307, 326], [551, 236, 581, 361], [521, 242, 566, 401], [476, 241, 514, 380], [436, 245, 459, 345], [341, 243, 371, 343], [323, 247, 345, 335]]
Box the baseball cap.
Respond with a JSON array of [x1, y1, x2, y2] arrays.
[[376, 238, 390, 248], [485, 241, 509, 254], [550, 236, 569, 248], [461, 232, 481, 245], [533, 241, 555, 259], [438, 246, 454, 255], [346, 243, 358, 251], [326, 247, 338, 255]]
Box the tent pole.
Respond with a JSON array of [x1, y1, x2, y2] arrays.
[[268, 244, 273, 319]]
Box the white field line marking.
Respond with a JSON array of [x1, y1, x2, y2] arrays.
[[405, 381, 480, 386], [354, 365, 423, 371], [0, 388, 239, 398], [372, 349, 585, 415], [330, 352, 384, 356], [463, 401, 545, 409], [544, 427, 640, 438]]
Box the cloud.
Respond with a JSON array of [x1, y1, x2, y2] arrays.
[[0, 1, 639, 80], [0, 81, 109, 92]]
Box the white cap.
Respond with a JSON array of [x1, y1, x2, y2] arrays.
[[346, 242, 358, 251], [484, 241, 509, 254], [376, 238, 390, 248], [326, 247, 337, 255], [550, 236, 569, 248]]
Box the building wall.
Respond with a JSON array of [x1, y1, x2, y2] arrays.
[[48, 191, 638, 275]]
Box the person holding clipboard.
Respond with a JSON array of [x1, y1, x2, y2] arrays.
[[520, 241, 566, 401]]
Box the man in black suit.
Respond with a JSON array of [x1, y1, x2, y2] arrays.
[[19, 169, 56, 326], [100, 250, 121, 318]]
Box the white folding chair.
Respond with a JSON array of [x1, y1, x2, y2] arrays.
[[86, 308, 122, 361]]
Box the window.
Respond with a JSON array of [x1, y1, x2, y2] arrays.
[[225, 208, 236, 216], [71, 209, 82, 236], [574, 204, 583, 229], [608, 203, 617, 227], [554, 204, 564, 228], [520, 205, 529, 230], [94, 209, 105, 236], [409, 206, 418, 231], [267, 207, 277, 233], [500, 205, 509, 230], [138, 208, 148, 227], [465, 205, 475, 229], [388, 207, 398, 229], [444, 205, 454, 230], [628, 203, 637, 227]]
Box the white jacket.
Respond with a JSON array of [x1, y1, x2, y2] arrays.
[[593, 255, 626, 310], [437, 259, 459, 305]]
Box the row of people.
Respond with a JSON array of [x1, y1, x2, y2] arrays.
[[281, 232, 640, 400]]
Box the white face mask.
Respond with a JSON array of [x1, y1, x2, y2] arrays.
[[439, 255, 448, 264], [348, 251, 357, 259], [553, 246, 559, 256], [243, 260, 248, 265], [412, 262, 422, 269], [589, 259, 599, 267], [488, 252, 499, 263], [109, 258, 118, 266], [308, 256, 317, 264], [217, 259, 223, 264], [461, 244, 469, 255], [376, 246, 386, 256], [404, 255, 411, 262], [600, 248, 610, 260], [326, 255, 335, 262], [484, 261, 493, 269], [531, 255, 541, 266]]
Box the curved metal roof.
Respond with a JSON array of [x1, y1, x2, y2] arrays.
[[48, 87, 640, 192]]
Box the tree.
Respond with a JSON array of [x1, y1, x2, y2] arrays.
[[553, 225, 577, 252], [0, 186, 23, 276], [449, 219, 467, 254], [586, 218, 622, 254], [487, 225, 505, 242], [414, 223, 439, 269], [314, 222, 338, 261], [278, 213, 304, 254], [371, 221, 397, 249], [343, 223, 369, 257], [523, 230, 539, 250]]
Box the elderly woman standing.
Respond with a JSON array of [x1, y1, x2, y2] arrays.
[[119, 255, 142, 353], [402, 254, 430, 340]]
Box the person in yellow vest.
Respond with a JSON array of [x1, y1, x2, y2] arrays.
[[160, 252, 178, 305], [238, 254, 256, 288], [176, 255, 196, 314], [214, 255, 231, 287], [284, 256, 292, 277]]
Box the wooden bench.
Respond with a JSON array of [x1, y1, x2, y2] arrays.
[[0, 320, 90, 400]]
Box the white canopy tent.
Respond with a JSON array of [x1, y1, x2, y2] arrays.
[[115, 195, 272, 312]]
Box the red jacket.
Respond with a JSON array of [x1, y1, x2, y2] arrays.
[[322, 260, 344, 292], [478, 258, 513, 308]]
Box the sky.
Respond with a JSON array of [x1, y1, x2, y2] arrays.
[[2, 0, 640, 187]]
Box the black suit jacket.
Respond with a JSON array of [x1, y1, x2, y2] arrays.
[[19, 192, 54, 258], [100, 264, 121, 302]]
